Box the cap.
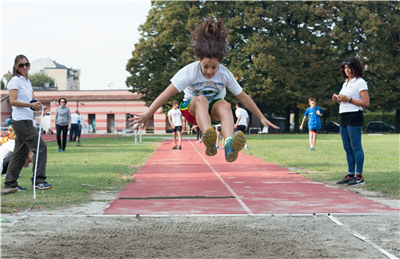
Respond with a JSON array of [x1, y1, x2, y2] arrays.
[[75, 110, 79, 113]]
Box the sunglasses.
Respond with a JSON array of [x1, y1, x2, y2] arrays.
[[342, 61, 351, 66], [18, 62, 30, 68], [60, 101, 66, 103]]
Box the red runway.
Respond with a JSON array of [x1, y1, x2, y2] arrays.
[[104, 139, 398, 215]]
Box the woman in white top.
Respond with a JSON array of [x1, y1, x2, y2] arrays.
[[332, 57, 370, 187], [2, 55, 53, 196]]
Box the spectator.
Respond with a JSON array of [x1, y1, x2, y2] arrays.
[[1, 54, 53, 196], [234, 102, 249, 149], [70, 110, 80, 142], [333, 57, 370, 186], [168, 100, 183, 150], [55, 98, 71, 152]]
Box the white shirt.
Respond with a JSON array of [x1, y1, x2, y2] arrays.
[[7, 76, 34, 121], [167, 109, 182, 126], [1, 139, 15, 172], [71, 113, 80, 124], [235, 108, 249, 126], [339, 77, 368, 114], [171, 61, 243, 102]]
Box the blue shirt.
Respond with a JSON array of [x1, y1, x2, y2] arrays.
[[304, 106, 323, 130]]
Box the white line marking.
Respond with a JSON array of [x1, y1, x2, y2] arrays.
[[188, 139, 254, 214], [327, 214, 398, 259]]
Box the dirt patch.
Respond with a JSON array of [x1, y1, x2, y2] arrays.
[[1, 189, 399, 259], [2, 215, 398, 259]]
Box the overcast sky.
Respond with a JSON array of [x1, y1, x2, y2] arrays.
[[1, 1, 152, 90]]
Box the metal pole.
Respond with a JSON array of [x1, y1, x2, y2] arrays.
[[140, 125, 142, 142]]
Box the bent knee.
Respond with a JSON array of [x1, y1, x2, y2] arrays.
[[193, 95, 208, 104]]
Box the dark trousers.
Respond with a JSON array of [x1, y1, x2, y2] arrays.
[[196, 129, 202, 140], [4, 120, 47, 188], [236, 125, 247, 134], [2, 152, 13, 174], [69, 123, 79, 142], [56, 124, 68, 150]]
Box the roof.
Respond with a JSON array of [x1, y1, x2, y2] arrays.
[[30, 90, 142, 102], [45, 61, 68, 69]]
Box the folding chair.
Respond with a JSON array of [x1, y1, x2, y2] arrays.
[[257, 126, 269, 138]]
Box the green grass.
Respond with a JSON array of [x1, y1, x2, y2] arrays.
[[1, 137, 162, 213], [244, 134, 400, 199]]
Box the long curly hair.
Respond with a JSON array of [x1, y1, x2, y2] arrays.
[[190, 17, 229, 62], [340, 57, 364, 79]]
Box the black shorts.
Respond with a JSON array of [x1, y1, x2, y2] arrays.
[[172, 126, 182, 132], [216, 125, 221, 132], [309, 129, 319, 134], [236, 125, 246, 133]]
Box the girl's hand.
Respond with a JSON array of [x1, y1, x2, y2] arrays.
[[260, 117, 279, 130], [129, 112, 151, 130]]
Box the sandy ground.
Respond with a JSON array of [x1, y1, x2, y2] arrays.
[[1, 190, 399, 259]]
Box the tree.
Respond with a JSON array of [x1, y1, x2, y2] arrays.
[[29, 71, 56, 88], [1, 71, 12, 90]]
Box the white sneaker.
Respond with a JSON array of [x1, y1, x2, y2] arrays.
[[196, 141, 199, 143], [245, 144, 248, 150]]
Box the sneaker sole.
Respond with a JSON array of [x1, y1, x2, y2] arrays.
[[32, 185, 53, 190], [226, 131, 246, 162], [346, 182, 365, 186], [202, 127, 217, 156]]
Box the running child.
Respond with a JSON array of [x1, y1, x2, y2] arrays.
[[300, 98, 323, 151], [167, 100, 183, 150], [130, 17, 279, 162]]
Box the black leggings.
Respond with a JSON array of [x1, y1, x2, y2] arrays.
[[197, 129, 202, 140], [56, 124, 68, 150]]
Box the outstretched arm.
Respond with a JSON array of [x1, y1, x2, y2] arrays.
[[300, 116, 307, 130], [236, 91, 279, 130], [129, 84, 179, 130]]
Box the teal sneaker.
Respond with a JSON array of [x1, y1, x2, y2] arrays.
[[202, 127, 217, 156], [224, 131, 246, 162]]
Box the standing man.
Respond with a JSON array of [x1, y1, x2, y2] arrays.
[[235, 102, 249, 149], [76, 111, 86, 139], [168, 100, 183, 150], [300, 98, 323, 151], [70, 110, 80, 142]]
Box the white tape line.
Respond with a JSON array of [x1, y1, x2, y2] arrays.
[[188, 139, 254, 215], [327, 214, 398, 259]]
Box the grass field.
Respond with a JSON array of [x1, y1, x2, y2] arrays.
[[244, 133, 399, 198], [1, 133, 398, 213], [1, 137, 161, 213]]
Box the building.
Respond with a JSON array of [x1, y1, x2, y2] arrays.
[[30, 58, 81, 91], [0, 90, 168, 134]]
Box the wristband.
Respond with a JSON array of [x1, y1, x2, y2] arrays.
[[349, 98, 352, 103]]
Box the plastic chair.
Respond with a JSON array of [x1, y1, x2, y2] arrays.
[[257, 126, 269, 138]]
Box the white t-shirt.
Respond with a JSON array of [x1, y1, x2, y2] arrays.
[[71, 113, 80, 124], [339, 77, 368, 114], [1, 139, 15, 172], [167, 109, 182, 126], [171, 61, 243, 102], [7, 76, 34, 121], [235, 108, 249, 126]]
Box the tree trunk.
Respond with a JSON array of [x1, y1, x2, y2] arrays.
[[285, 105, 291, 133], [396, 109, 400, 133], [294, 106, 300, 133]]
